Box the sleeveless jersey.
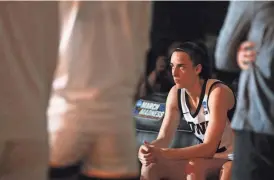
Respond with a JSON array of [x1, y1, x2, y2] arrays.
[[178, 79, 236, 158]]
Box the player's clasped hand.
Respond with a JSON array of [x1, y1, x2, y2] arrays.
[[138, 141, 167, 166], [138, 141, 157, 166]]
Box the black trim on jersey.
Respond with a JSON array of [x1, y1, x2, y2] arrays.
[[177, 89, 183, 115], [196, 137, 203, 144], [207, 81, 223, 101], [215, 141, 227, 153], [206, 81, 237, 122], [216, 146, 227, 153], [196, 137, 227, 153], [185, 79, 208, 118]]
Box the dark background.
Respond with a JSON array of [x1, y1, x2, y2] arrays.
[[147, 1, 230, 76]]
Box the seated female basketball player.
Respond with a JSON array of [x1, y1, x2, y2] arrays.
[[138, 42, 236, 180]]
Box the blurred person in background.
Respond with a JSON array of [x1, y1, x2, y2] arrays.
[[0, 1, 150, 180], [215, 1, 274, 180], [137, 42, 182, 99], [139, 55, 174, 98]]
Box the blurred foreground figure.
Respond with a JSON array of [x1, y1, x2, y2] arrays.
[[49, 1, 151, 180], [215, 1, 274, 180], [0, 2, 59, 180], [0, 1, 150, 180]]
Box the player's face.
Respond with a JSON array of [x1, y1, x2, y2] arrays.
[[170, 51, 201, 89]]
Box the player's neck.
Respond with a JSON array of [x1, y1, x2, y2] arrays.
[[185, 79, 204, 106]]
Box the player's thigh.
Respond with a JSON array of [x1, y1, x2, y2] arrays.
[[187, 158, 228, 179], [141, 159, 188, 180]]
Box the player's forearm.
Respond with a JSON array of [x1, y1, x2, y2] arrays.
[[163, 143, 216, 160], [150, 137, 170, 148]]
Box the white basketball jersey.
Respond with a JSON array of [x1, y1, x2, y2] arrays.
[[178, 79, 235, 158]]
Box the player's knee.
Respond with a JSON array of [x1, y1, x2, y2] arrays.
[[185, 158, 208, 177], [220, 161, 232, 180], [187, 158, 206, 170], [222, 161, 232, 171]]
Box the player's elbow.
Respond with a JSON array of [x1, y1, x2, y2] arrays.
[[204, 149, 216, 158], [203, 142, 219, 158], [207, 149, 217, 158]]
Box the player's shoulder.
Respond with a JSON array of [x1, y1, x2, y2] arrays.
[[168, 85, 183, 99], [166, 85, 180, 106], [207, 79, 231, 91], [207, 79, 234, 98]]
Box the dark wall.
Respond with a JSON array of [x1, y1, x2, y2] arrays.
[[146, 1, 229, 75], [205, 1, 230, 35]]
